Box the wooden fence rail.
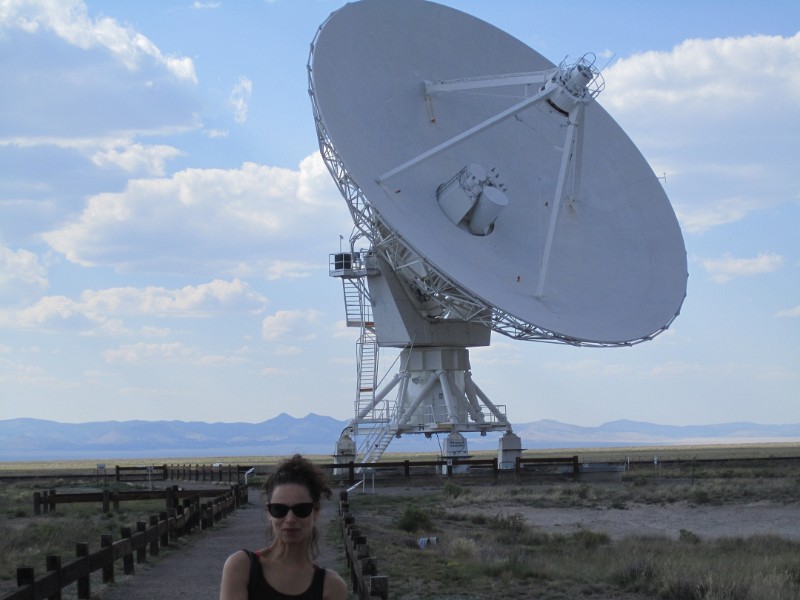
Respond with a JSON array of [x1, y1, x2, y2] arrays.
[[32, 485, 246, 515], [3, 487, 244, 600], [115, 465, 168, 482], [165, 464, 252, 484], [326, 455, 581, 486], [515, 455, 579, 482], [338, 491, 388, 600]]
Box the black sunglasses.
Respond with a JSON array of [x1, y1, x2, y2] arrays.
[[267, 502, 315, 519]]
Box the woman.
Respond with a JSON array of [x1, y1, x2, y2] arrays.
[[220, 454, 348, 600]]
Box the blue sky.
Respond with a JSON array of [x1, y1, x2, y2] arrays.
[[1, 0, 798, 429]]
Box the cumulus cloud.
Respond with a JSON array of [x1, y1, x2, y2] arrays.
[[0, 279, 268, 330], [601, 33, 800, 233], [262, 309, 321, 341], [42, 152, 345, 273], [1, 0, 197, 83], [0, 246, 48, 291], [603, 33, 800, 115], [91, 143, 185, 176], [700, 253, 784, 283]]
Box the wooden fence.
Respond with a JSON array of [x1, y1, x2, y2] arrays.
[[115, 465, 167, 482], [164, 463, 253, 484], [4, 487, 244, 600], [33, 484, 247, 515], [515, 455, 579, 481], [338, 491, 388, 600], [329, 455, 580, 486]]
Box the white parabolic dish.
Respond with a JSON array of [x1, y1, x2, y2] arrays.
[[310, 0, 687, 345]]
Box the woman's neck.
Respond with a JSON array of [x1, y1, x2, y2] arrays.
[[263, 540, 313, 566]]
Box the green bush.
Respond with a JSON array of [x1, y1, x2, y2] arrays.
[[441, 480, 467, 499], [395, 505, 433, 533]]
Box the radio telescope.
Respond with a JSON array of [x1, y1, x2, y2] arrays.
[[308, 0, 687, 466]]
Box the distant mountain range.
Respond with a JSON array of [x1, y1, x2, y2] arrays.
[[1, 414, 798, 461]]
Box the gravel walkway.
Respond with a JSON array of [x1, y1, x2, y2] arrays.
[[96, 488, 345, 599]]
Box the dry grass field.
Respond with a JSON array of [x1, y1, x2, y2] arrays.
[[1, 443, 799, 599]]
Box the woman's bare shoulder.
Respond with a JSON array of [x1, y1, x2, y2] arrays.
[[223, 549, 251, 569], [323, 568, 348, 600], [220, 550, 252, 600]]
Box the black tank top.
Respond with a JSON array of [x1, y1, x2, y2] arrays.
[[245, 550, 326, 600]]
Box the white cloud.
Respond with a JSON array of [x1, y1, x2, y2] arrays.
[[603, 33, 800, 115], [0, 279, 268, 330], [601, 33, 800, 233], [776, 306, 800, 318], [192, 1, 221, 8], [0, 0, 197, 83], [229, 77, 253, 124], [103, 342, 196, 364], [675, 196, 762, 234], [262, 309, 321, 340], [101, 342, 246, 368], [91, 143, 184, 176], [0, 246, 48, 290], [274, 345, 302, 355], [42, 153, 345, 273], [700, 253, 784, 283], [266, 260, 317, 280]]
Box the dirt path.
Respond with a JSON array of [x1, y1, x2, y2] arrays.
[[96, 488, 344, 600]]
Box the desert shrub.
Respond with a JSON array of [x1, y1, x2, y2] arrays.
[[486, 512, 527, 534], [446, 536, 478, 560], [613, 557, 657, 590], [395, 505, 433, 533], [570, 529, 610, 549], [690, 487, 712, 505], [679, 528, 702, 544], [441, 480, 467, 499]]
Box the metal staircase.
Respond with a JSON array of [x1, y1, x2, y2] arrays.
[[330, 252, 396, 464]]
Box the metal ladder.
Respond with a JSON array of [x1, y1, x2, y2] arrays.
[[340, 276, 397, 464]]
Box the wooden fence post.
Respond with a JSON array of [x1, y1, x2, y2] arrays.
[[121, 527, 135, 575], [166, 486, 176, 512], [100, 534, 114, 583], [46, 554, 62, 600], [102, 489, 110, 513], [34, 491, 41, 516], [76, 542, 90, 599], [17, 566, 34, 593], [168, 508, 179, 539], [369, 575, 389, 599], [159, 512, 169, 547], [136, 521, 147, 564], [205, 500, 212, 529], [149, 515, 160, 556]]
